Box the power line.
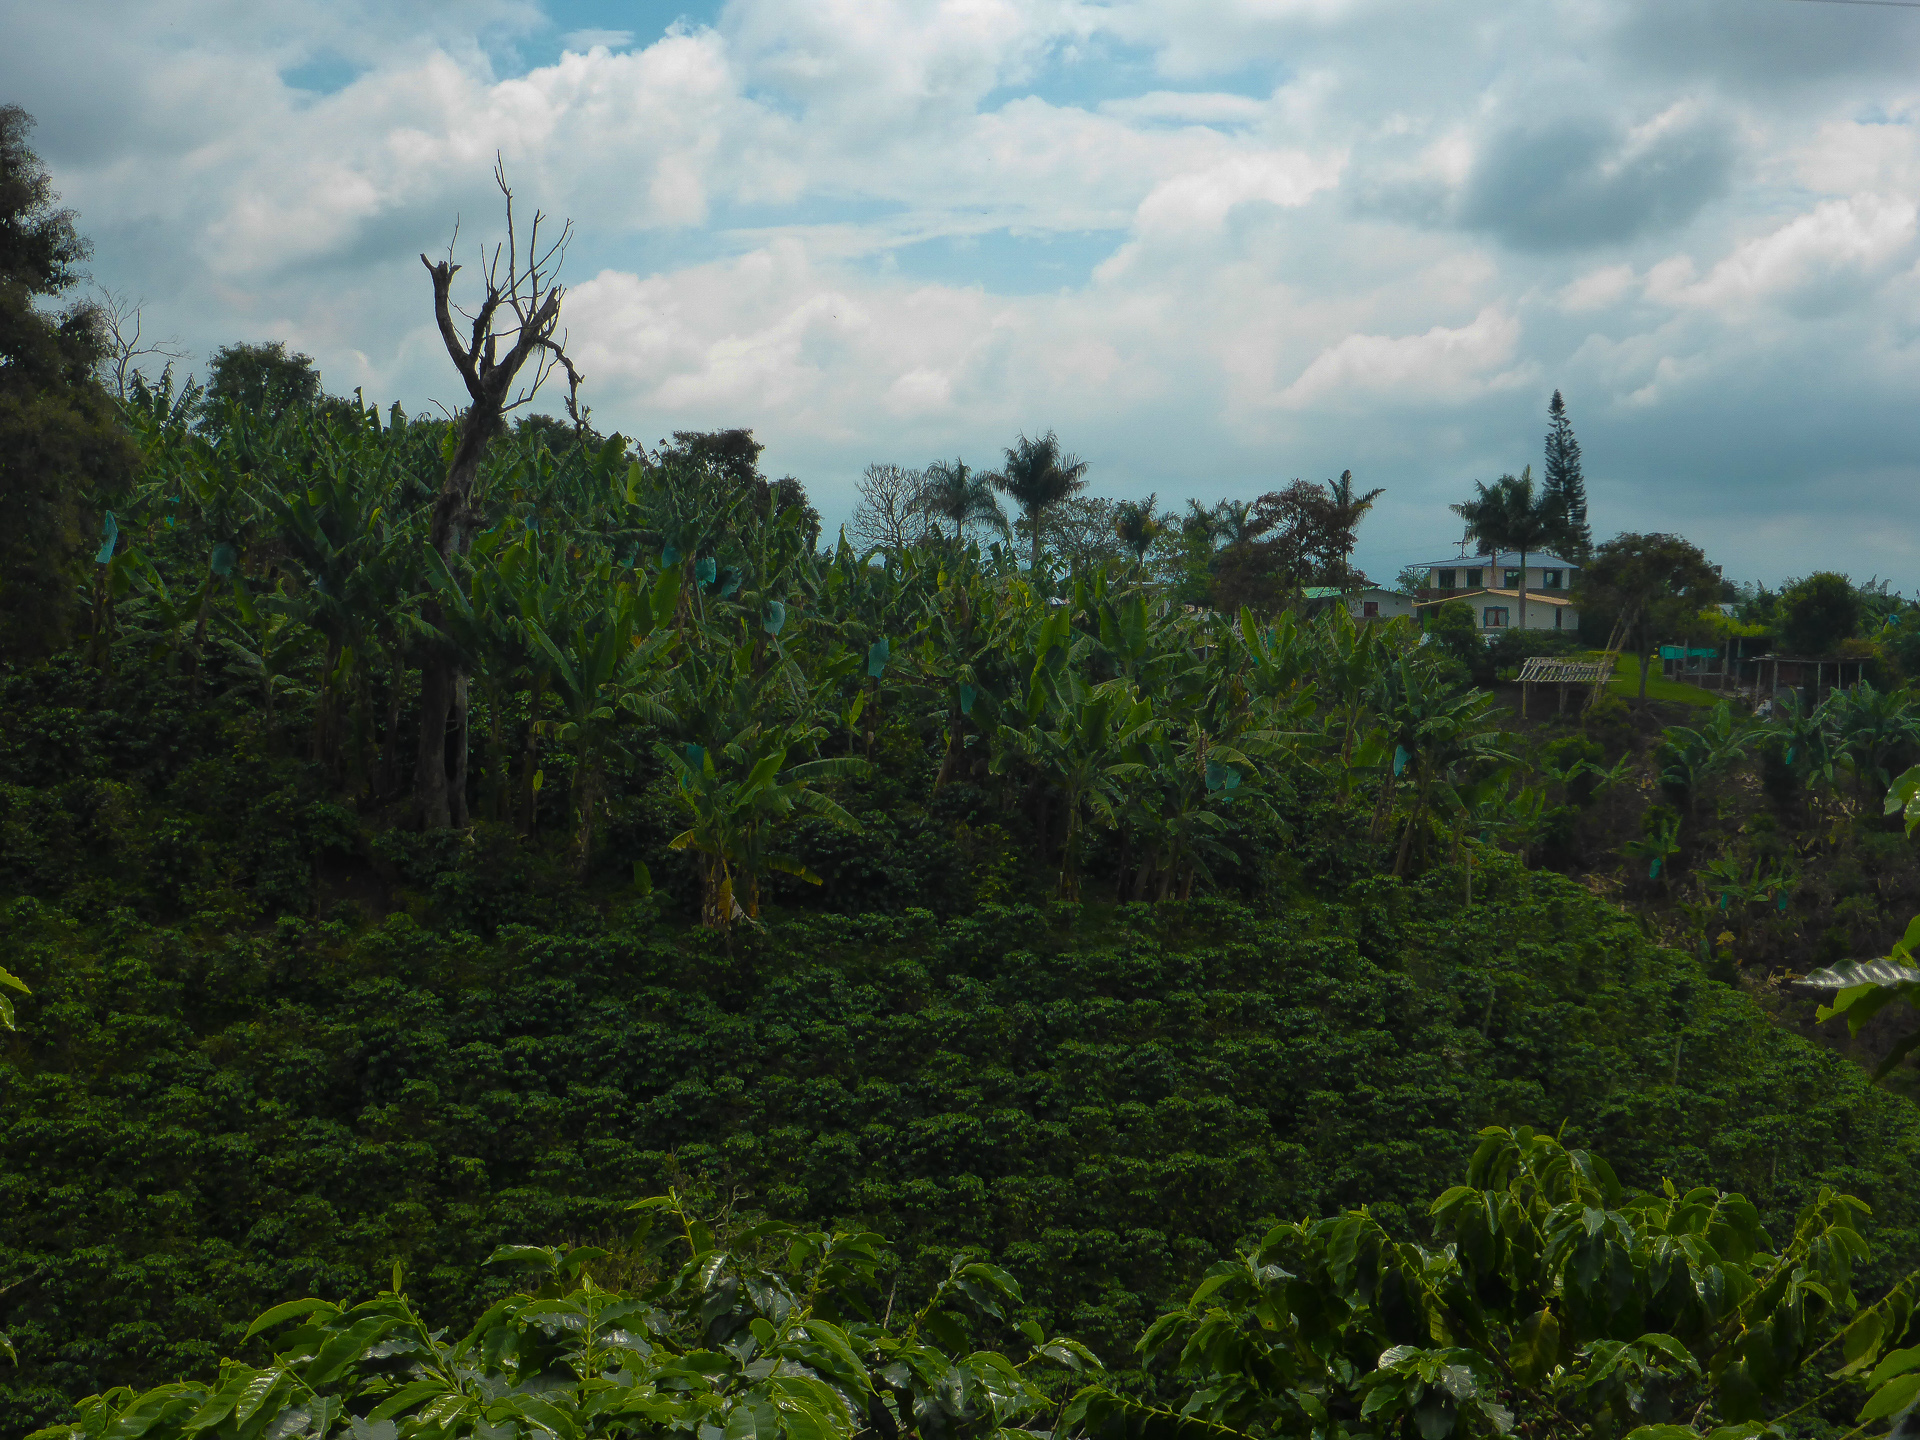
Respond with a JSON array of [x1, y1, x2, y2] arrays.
[[1778, 0, 1920, 9]]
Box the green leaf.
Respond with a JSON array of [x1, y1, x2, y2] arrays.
[[1865, 1344, 1920, 1391], [305, 1315, 402, 1387], [1804, 959, 1920, 988], [486, 1245, 561, 1274], [1507, 1310, 1560, 1386], [243, 1301, 337, 1342], [1861, 1370, 1920, 1422], [366, 1380, 449, 1423], [232, 1370, 286, 1427]]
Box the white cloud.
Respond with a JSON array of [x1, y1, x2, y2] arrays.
[[561, 28, 634, 51], [1279, 308, 1527, 410], [16, 0, 1920, 582], [1556, 264, 1637, 312], [1098, 91, 1269, 125], [1674, 194, 1919, 312]]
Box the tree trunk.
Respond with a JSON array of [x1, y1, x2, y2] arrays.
[[377, 657, 406, 799], [447, 671, 470, 827], [1517, 547, 1528, 643], [572, 748, 598, 874], [415, 658, 454, 829], [414, 416, 490, 827]]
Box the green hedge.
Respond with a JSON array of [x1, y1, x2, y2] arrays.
[[6, 866, 1918, 1433]]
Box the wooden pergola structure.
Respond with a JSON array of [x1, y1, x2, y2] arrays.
[[1750, 653, 1869, 707], [1515, 655, 1616, 717]]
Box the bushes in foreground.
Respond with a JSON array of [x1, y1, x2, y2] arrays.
[[32, 1130, 1920, 1440]]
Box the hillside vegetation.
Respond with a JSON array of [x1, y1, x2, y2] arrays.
[[6, 466, 1920, 1432]]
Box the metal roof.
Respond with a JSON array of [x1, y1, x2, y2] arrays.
[[1303, 585, 1414, 600]]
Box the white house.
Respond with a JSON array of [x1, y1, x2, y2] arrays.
[[1303, 585, 1417, 622], [1410, 550, 1581, 633]]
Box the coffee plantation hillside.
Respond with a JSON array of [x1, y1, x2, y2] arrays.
[[4, 642, 1920, 1432], [3, 385, 1920, 1431]]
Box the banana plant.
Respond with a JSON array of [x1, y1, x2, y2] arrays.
[[1657, 703, 1752, 817], [1623, 813, 1683, 889], [656, 731, 866, 929], [525, 563, 681, 868], [1309, 604, 1390, 775], [994, 675, 1152, 901], [213, 579, 316, 730], [1826, 681, 1920, 804], [655, 636, 867, 928], [1762, 693, 1841, 798], [1808, 912, 1920, 1081], [1371, 654, 1516, 876], [1117, 720, 1270, 901]]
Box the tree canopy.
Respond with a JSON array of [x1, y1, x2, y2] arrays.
[[197, 341, 327, 430], [0, 105, 139, 658], [1576, 533, 1722, 699], [1778, 572, 1864, 655]]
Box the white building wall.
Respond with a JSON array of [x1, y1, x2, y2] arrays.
[[1472, 597, 1577, 632]]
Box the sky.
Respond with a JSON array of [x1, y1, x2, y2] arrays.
[[9, 0, 1920, 588]]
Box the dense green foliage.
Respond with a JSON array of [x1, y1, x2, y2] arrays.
[[8, 678, 1920, 1432], [7, 121, 1920, 1440], [0, 105, 139, 658], [3, 373, 1920, 1436], [35, 1191, 1098, 1440], [28, 1132, 1920, 1440]]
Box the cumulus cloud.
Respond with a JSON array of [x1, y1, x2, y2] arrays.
[[15, 0, 1920, 581], [1666, 194, 1919, 315], [1280, 309, 1528, 410]]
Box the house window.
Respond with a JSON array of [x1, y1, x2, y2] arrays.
[[1503, 569, 1521, 589], [1438, 569, 1456, 589], [1465, 568, 1483, 588], [1363, 601, 1379, 618], [1483, 606, 1509, 629], [1554, 607, 1563, 630], [1542, 569, 1562, 589]]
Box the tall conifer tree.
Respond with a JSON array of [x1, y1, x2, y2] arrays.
[[1542, 389, 1590, 559]]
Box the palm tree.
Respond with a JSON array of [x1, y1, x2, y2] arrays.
[[991, 430, 1090, 574], [1213, 498, 1265, 546], [919, 457, 1008, 543], [1113, 494, 1163, 569], [1182, 498, 1222, 547], [1450, 466, 1560, 640], [1325, 470, 1384, 587]]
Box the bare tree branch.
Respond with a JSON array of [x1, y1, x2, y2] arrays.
[[413, 156, 587, 830], [91, 285, 187, 400]]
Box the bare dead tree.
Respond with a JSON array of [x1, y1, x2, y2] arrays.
[[849, 463, 929, 551], [92, 286, 187, 400], [414, 158, 585, 829]]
